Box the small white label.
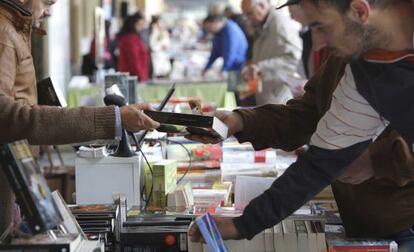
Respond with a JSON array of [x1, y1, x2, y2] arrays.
[[180, 233, 187, 251]]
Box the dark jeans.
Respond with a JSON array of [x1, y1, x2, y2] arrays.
[[387, 226, 414, 252]]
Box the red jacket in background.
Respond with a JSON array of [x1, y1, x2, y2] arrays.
[[117, 33, 149, 81]]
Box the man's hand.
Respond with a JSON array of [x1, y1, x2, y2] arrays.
[[185, 110, 244, 144], [120, 104, 160, 132], [290, 80, 306, 98], [242, 64, 261, 82], [337, 148, 374, 184], [189, 216, 241, 242]]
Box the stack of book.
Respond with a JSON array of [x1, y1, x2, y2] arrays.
[[189, 215, 327, 252], [325, 224, 398, 252], [326, 239, 398, 252], [167, 138, 222, 189], [221, 140, 278, 183], [192, 181, 233, 208], [310, 200, 342, 225], [69, 204, 119, 252], [146, 159, 178, 208]]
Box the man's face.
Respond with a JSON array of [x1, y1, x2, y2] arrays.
[[301, 0, 382, 59], [135, 19, 146, 33], [242, 2, 268, 26], [31, 0, 57, 28]]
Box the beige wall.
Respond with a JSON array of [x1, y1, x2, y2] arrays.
[[135, 0, 165, 19], [69, 0, 165, 72], [70, 0, 101, 68], [228, 0, 242, 12]]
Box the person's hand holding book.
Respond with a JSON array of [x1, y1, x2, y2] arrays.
[[189, 215, 241, 242], [242, 64, 261, 82], [185, 110, 243, 144], [120, 104, 160, 132]]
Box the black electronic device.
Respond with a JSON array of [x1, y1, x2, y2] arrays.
[[104, 94, 136, 157]]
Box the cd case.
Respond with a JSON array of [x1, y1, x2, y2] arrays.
[[144, 111, 228, 140], [195, 213, 228, 252]]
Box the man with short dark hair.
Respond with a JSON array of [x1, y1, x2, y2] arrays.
[[190, 0, 414, 249]]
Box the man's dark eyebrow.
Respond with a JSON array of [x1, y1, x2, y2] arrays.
[[309, 21, 322, 27]]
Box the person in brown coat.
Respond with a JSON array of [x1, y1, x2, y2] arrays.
[[0, 0, 159, 236]]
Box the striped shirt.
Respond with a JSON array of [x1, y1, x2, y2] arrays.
[[310, 65, 389, 150]]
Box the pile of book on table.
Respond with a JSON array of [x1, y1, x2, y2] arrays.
[[188, 211, 327, 252], [221, 139, 278, 184], [69, 204, 119, 252]]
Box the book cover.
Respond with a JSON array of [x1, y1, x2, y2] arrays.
[[0, 140, 63, 234], [37, 77, 67, 107], [282, 219, 299, 252], [327, 239, 398, 252], [295, 220, 310, 252], [70, 204, 118, 216], [147, 160, 178, 208]]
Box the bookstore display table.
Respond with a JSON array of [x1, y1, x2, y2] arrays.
[[67, 81, 237, 109]]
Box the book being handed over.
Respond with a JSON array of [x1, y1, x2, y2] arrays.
[[144, 110, 229, 140]]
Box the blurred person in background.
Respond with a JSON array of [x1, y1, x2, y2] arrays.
[[288, 4, 312, 79], [83, 20, 117, 76], [202, 15, 248, 77], [224, 5, 255, 61], [241, 0, 302, 104], [288, 4, 331, 79], [149, 15, 172, 78], [117, 12, 149, 82]]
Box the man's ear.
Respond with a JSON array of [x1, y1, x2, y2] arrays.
[[20, 0, 34, 11], [348, 0, 371, 23]]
